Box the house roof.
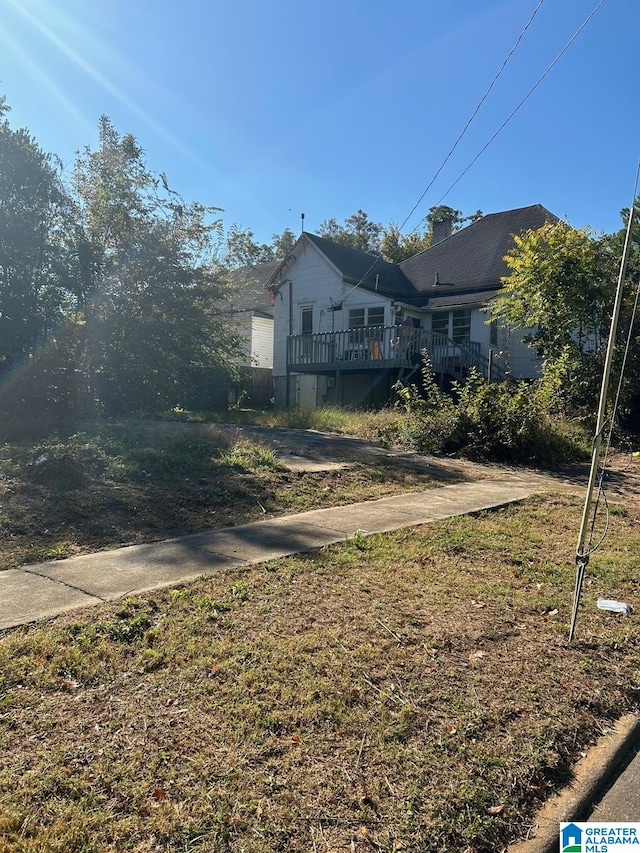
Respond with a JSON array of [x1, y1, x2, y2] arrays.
[[399, 204, 559, 296], [300, 233, 415, 297], [226, 261, 280, 314], [266, 205, 560, 311]]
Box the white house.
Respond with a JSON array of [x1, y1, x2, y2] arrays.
[[225, 261, 279, 405], [267, 205, 556, 408]]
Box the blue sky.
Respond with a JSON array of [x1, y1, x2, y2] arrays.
[[1, 0, 637, 245]]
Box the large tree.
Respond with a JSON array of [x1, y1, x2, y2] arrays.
[[318, 209, 383, 255], [488, 217, 640, 422], [0, 97, 68, 375], [68, 116, 239, 414], [491, 220, 615, 362]]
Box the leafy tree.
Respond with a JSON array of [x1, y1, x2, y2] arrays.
[[379, 223, 431, 263], [224, 225, 275, 268], [0, 97, 68, 375], [271, 227, 297, 258], [69, 116, 239, 414], [491, 221, 615, 362], [318, 209, 383, 255]]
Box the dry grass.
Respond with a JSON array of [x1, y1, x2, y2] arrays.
[[0, 421, 451, 572], [1, 491, 640, 852]]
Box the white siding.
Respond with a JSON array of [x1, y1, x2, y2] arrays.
[[507, 328, 541, 379], [231, 316, 252, 366], [273, 241, 392, 377], [251, 316, 273, 368]]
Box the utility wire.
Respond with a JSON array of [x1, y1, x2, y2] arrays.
[[434, 0, 606, 206], [400, 0, 546, 234], [338, 0, 548, 304]]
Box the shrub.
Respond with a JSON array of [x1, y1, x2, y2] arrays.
[[392, 358, 588, 466]]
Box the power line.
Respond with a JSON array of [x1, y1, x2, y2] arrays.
[[400, 0, 546, 234], [338, 1, 548, 304], [434, 0, 606, 207]]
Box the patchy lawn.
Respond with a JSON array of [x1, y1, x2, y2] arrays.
[[0, 420, 454, 572], [1, 492, 639, 852]]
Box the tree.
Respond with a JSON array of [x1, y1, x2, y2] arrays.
[[271, 227, 297, 258], [379, 223, 431, 263], [489, 219, 629, 420], [0, 97, 68, 376], [68, 116, 239, 414], [224, 225, 275, 268], [318, 209, 383, 255], [379, 207, 484, 263], [491, 221, 614, 362]]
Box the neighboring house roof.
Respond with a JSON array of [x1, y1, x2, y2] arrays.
[[267, 205, 559, 311], [399, 204, 558, 297], [226, 261, 281, 315]]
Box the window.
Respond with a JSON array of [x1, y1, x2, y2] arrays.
[[348, 306, 385, 328], [451, 309, 471, 344], [431, 309, 471, 343], [301, 306, 313, 335], [368, 307, 385, 327], [431, 311, 448, 337], [490, 318, 498, 347], [348, 308, 365, 328]]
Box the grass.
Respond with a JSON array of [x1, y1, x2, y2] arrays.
[[0, 418, 449, 571], [161, 404, 407, 442], [1, 492, 640, 851]]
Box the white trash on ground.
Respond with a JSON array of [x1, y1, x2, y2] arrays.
[[597, 598, 632, 616]]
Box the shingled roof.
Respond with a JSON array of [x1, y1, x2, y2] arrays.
[[226, 261, 281, 314], [267, 205, 559, 309], [399, 204, 558, 297], [302, 233, 415, 297]]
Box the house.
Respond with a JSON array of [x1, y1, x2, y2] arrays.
[[225, 261, 279, 405], [561, 823, 582, 852], [267, 204, 558, 408]]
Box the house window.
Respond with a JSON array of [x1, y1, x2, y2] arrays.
[[431, 309, 471, 343], [451, 309, 471, 344], [490, 318, 498, 347], [348, 306, 385, 328], [431, 311, 449, 338], [348, 308, 365, 328], [301, 306, 313, 335], [368, 307, 385, 327]]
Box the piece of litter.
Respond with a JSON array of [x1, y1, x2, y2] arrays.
[[597, 598, 632, 616], [35, 454, 48, 465]]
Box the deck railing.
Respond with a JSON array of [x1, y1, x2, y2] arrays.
[[287, 324, 508, 382]]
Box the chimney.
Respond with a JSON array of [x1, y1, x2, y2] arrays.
[[432, 218, 453, 244]]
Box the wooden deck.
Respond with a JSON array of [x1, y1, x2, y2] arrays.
[[287, 324, 505, 381]]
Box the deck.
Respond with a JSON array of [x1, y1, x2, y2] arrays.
[[287, 324, 505, 382]]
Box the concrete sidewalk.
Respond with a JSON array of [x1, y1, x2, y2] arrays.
[[0, 478, 533, 631]]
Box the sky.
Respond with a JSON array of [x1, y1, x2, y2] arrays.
[[0, 0, 638, 246]]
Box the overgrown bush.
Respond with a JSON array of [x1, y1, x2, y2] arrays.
[[392, 356, 589, 466]]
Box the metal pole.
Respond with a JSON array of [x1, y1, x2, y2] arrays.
[[488, 348, 494, 383], [569, 176, 638, 642]]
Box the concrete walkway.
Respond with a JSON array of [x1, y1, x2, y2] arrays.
[[0, 478, 534, 631]]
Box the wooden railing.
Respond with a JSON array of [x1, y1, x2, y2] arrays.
[[287, 324, 509, 382]]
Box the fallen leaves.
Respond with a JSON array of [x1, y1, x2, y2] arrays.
[[486, 805, 504, 815]]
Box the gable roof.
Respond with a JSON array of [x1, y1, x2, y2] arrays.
[[226, 261, 280, 314], [400, 204, 558, 297], [300, 233, 415, 297]]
